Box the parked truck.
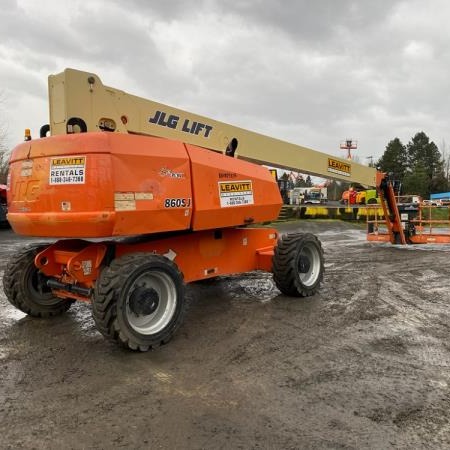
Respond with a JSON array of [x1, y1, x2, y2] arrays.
[[290, 187, 327, 205]]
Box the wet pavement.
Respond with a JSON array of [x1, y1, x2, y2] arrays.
[[1, 221, 450, 449]]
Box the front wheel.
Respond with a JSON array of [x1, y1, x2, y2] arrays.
[[92, 253, 187, 351], [2, 244, 74, 317], [272, 232, 324, 297]]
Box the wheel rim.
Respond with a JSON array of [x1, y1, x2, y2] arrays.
[[125, 270, 177, 335], [26, 266, 60, 306], [297, 242, 321, 287]]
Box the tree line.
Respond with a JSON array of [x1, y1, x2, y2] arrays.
[[280, 131, 447, 201], [375, 131, 447, 199]]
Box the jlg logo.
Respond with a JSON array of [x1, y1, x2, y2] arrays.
[[149, 110, 213, 138]]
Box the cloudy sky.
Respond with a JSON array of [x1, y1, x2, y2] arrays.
[[1, 0, 449, 165]]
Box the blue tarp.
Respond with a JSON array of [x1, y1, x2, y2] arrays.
[[430, 192, 450, 200]]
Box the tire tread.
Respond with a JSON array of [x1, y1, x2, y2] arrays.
[[92, 253, 187, 351], [272, 232, 324, 297], [2, 243, 73, 317]]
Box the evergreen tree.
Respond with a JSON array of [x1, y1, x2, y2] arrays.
[[377, 132, 447, 198], [406, 132, 444, 197], [407, 132, 442, 179], [294, 174, 305, 187], [279, 172, 294, 190], [305, 175, 313, 187], [376, 138, 408, 179], [402, 163, 429, 199]]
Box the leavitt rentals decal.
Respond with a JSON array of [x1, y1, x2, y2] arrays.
[[218, 180, 254, 207], [50, 156, 86, 185]]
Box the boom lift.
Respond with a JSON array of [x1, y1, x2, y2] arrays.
[[367, 174, 450, 244], [4, 69, 382, 351]]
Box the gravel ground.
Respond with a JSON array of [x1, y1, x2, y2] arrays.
[[1, 220, 450, 449]]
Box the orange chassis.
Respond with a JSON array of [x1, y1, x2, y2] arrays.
[[35, 227, 278, 302], [5, 132, 325, 351]]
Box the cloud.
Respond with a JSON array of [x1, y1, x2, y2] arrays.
[[1, 0, 450, 167]]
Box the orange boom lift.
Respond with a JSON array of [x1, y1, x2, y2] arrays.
[[4, 69, 380, 351]]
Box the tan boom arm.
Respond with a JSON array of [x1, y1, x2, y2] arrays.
[[48, 68, 377, 187]]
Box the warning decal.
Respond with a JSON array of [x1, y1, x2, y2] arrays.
[[50, 156, 86, 185], [218, 180, 254, 208], [114, 192, 154, 211]]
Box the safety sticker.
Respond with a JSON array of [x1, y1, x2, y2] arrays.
[[114, 192, 154, 211], [218, 180, 254, 208], [135, 192, 154, 200], [49, 156, 86, 185], [21, 160, 33, 177]]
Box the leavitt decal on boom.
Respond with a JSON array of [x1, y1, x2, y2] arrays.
[[327, 158, 351, 177]]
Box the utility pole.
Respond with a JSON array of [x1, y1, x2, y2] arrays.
[[366, 156, 374, 167]]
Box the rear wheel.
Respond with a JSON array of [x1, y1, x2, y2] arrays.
[[2, 244, 73, 317], [92, 253, 187, 351], [272, 232, 324, 297]]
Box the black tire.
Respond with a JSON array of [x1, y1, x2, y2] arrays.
[[367, 198, 378, 204], [92, 253, 187, 351], [2, 244, 73, 317], [272, 232, 324, 297]]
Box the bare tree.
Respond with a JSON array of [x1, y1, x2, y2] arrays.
[[0, 151, 8, 184], [440, 139, 450, 182], [0, 93, 9, 184]]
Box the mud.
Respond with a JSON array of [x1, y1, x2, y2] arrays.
[[1, 221, 450, 449]]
